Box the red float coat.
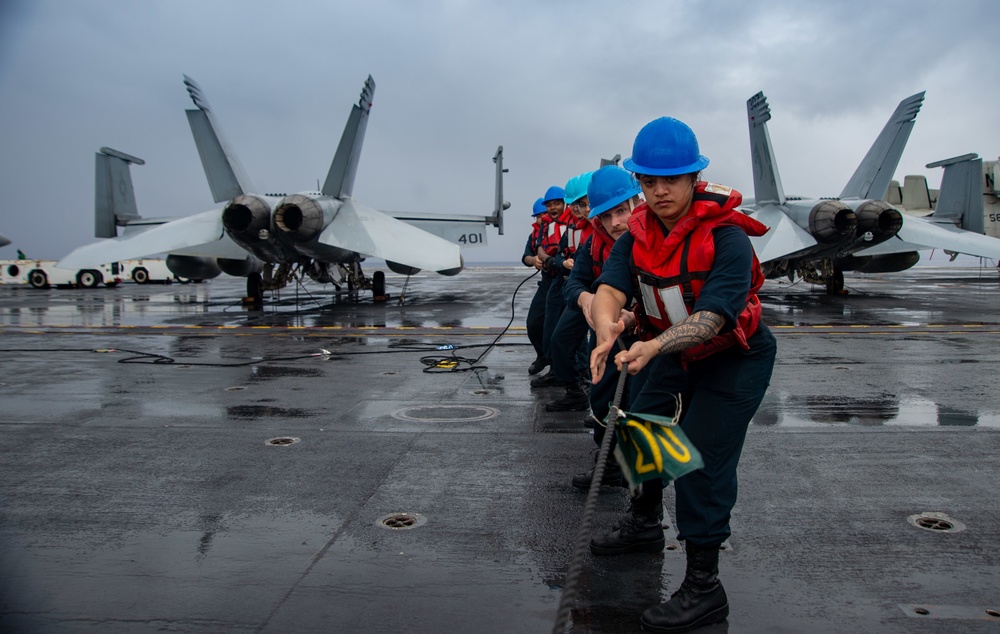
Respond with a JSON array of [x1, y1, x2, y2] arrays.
[[628, 182, 769, 363]]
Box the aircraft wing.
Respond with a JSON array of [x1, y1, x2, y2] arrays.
[[745, 206, 818, 263], [58, 208, 245, 269], [319, 200, 462, 271], [855, 214, 1000, 260]]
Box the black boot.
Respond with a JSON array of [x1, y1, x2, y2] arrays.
[[528, 355, 549, 375], [546, 382, 590, 411], [571, 458, 623, 489], [530, 369, 562, 388], [590, 501, 664, 555], [640, 542, 728, 632]]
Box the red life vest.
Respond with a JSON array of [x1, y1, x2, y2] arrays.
[[538, 214, 563, 256], [628, 182, 769, 363], [590, 220, 615, 279], [564, 217, 593, 256]]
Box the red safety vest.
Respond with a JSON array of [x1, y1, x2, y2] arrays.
[[538, 214, 563, 256], [628, 182, 769, 363], [564, 217, 593, 256], [590, 220, 615, 279]]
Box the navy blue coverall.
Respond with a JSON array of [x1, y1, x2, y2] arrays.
[[596, 226, 777, 548]]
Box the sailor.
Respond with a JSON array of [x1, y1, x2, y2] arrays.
[[563, 166, 642, 482], [535, 174, 594, 397], [526, 185, 568, 378], [522, 197, 552, 373], [588, 117, 777, 632]]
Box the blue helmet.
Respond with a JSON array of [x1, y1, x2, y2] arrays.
[[564, 171, 594, 205], [623, 117, 710, 176], [542, 186, 566, 203], [588, 165, 642, 218], [531, 197, 546, 216]]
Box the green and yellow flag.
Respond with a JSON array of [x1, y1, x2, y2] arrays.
[[610, 407, 704, 493]]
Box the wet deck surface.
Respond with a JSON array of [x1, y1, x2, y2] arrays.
[[2, 265, 999, 633]]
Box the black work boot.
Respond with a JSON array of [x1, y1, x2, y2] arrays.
[[530, 369, 562, 388], [528, 355, 549, 375], [545, 382, 590, 411], [571, 458, 623, 489], [590, 502, 665, 555], [640, 542, 728, 632]]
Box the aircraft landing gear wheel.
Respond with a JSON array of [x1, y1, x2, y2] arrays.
[[28, 269, 48, 289], [77, 269, 102, 288], [826, 269, 845, 295], [246, 272, 263, 304], [132, 267, 149, 284], [372, 270, 386, 301]]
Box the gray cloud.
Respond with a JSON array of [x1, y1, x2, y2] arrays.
[[1, 0, 998, 265]]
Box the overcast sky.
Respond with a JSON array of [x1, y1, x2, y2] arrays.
[[1, 0, 998, 264]]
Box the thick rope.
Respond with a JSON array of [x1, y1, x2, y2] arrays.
[[551, 353, 629, 634]]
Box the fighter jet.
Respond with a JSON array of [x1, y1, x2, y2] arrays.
[[742, 90, 921, 293], [60, 75, 507, 301], [744, 91, 1000, 292], [0, 233, 10, 248]]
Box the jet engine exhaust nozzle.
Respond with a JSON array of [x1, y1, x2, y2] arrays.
[[223, 195, 271, 239], [854, 200, 903, 241], [809, 200, 857, 244], [274, 194, 325, 242]]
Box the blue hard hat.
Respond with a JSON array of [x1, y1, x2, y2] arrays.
[[542, 186, 566, 203], [588, 165, 642, 218], [564, 172, 594, 204], [531, 197, 546, 216], [623, 117, 710, 176]]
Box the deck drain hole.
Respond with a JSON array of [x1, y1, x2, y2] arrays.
[[377, 512, 427, 530], [381, 371, 398, 376], [392, 405, 498, 423], [914, 608, 930, 616], [471, 389, 491, 395], [908, 512, 965, 533], [265, 436, 300, 446], [987, 609, 1000, 618], [225, 386, 247, 391]]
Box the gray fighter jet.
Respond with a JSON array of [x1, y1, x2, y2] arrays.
[[60, 75, 507, 300], [744, 91, 1000, 292], [742, 91, 921, 293]]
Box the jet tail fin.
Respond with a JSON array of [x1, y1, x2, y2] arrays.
[[490, 145, 509, 235], [746, 92, 785, 206], [95, 147, 145, 238], [839, 92, 924, 200], [183, 75, 255, 202], [321, 75, 375, 199], [928, 153, 984, 234]]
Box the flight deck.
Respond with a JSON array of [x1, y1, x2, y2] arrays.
[[1, 265, 999, 633]]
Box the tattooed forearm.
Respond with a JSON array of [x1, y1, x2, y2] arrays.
[[653, 311, 724, 355]]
